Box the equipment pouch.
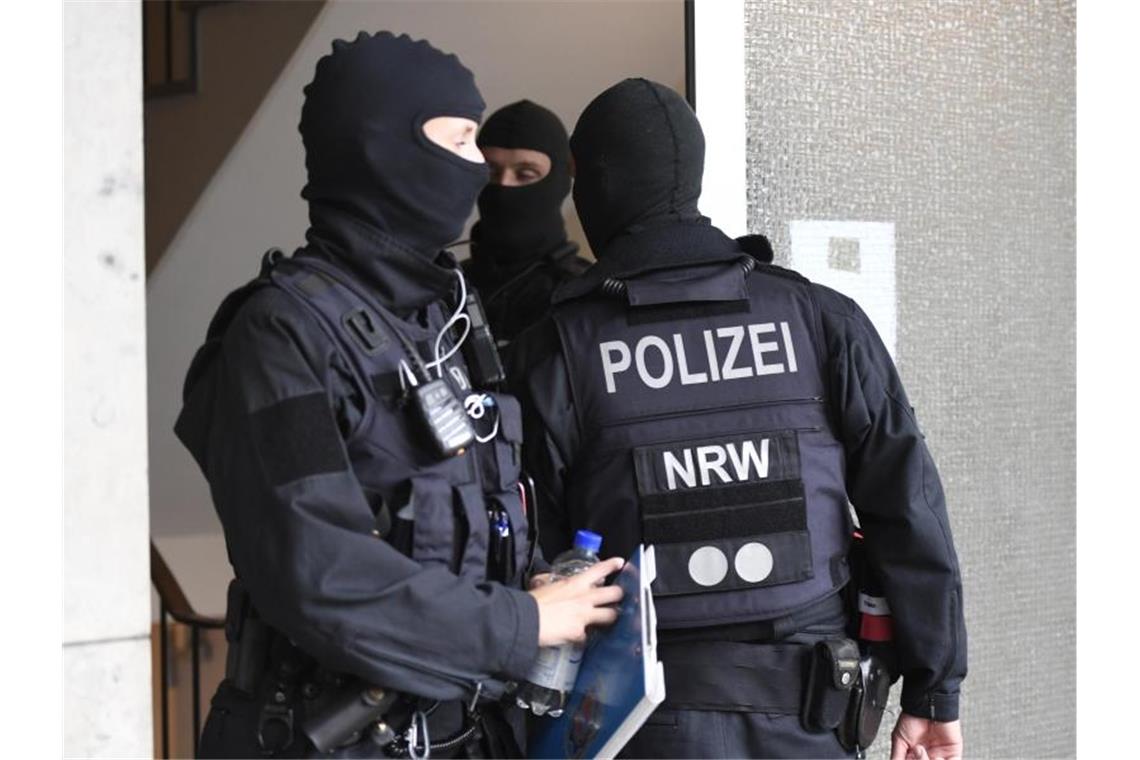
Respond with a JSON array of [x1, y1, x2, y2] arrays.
[[838, 652, 893, 752], [302, 681, 399, 754], [473, 394, 530, 584], [801, 638, 860, 732], [224, 579, 268, 696]]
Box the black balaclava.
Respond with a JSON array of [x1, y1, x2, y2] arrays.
[[300, 32, 488, 258], [570, 78, 705, 256], [472, 100, 572, 268]]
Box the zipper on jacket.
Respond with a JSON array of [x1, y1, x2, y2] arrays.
[[925, 585, 960, 720], [598, 395, 825, 429]]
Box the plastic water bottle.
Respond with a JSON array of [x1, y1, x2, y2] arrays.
[[516, 529, 603, 717]]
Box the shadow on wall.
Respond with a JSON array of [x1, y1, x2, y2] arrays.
[[144, 0, 326, 274]]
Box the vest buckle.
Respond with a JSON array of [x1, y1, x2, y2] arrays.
[[343, 308, 390, 355]]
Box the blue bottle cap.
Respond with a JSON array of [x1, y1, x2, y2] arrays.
[[573, 529, 603, 554]]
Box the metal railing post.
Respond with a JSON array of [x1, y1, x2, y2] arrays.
[[152, 541, 225, 759], [160, 600, 170, 760], [191, 624, 202, 757]]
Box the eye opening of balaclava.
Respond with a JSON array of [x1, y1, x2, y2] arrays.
[[300, 31, 489, 257], [569, 78, 705, 257], [472, 100, 573, 268]]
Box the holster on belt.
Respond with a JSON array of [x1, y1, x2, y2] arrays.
[[224, 578, 269, 696], [837, 650, 893, 753], [801, 638, 860, 732]]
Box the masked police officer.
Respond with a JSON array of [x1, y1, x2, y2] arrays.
[[175, 33, 623, 758], [462, 100, 591, 349], [510, 78, 966, 759]]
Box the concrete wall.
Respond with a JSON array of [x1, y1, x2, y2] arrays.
[[64, 2, 153, 756], [738, 1, 1076, 756], [147, 0, 685, 613]]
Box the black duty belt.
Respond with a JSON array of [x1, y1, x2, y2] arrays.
[[656, 592, 847, 645], [657, 640, 811, 715]]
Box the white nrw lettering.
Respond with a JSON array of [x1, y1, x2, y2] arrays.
[[662, 438, 772, 490], [727, 439, 769, 481], [696, 445, 732, 486], [663, 449, 696, 490], [600, 340, 631, 394]]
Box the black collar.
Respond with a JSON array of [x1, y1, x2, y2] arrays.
[[301, 209, 459, 317]]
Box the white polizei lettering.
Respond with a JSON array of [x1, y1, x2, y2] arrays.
[[727, 438, 770, 481], [703, 329, 722, 382], [674, 333, 708, 385], [599, 340, 631, 394], [602, 322, 800, 392], [635, 335, 674, 389], [696, 445, 732, 486], [663, 449, 697, 490], [749, 322, 785, 376], [780, 321, 798, 373], [717, 326, 753, 380]]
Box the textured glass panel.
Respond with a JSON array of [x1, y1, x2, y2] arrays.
[[743, 2, 1075, 757]]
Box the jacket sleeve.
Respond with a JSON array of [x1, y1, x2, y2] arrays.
[[816, 286, 967, 721], [184, 291, 539, 700], [506, 319, 580, 562]]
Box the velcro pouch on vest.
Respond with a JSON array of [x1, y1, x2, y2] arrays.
[[633, 430, 814, 597], [473, 394, 529, 584], [802, 638, 860, 732], [474, 394, 523, 493]]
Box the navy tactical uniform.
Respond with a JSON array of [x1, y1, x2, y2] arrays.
[[175, 34, 540, 758], [510, 79, 966, 758]]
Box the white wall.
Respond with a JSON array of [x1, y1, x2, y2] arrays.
[[147, 0, 685, 609], [694, 0, 746, 236], [64, 1, 153, 756]]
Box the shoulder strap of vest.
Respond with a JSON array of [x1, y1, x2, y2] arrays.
[[267, 255, 431, 406], [751, 262, 838, 435], [180, 250, 282, 404], [746, 260, 825, 363], [750, 261, 810, 284]]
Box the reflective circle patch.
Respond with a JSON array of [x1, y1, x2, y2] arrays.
[[688, 546, 729, 587], [734, 542, 774, 583]]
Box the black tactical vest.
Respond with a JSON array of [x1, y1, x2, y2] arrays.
[[551, 251, 851, 630], [266, 253, 531, 587]]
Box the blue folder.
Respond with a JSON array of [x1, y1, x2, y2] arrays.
[[528, 545, 665, 760]]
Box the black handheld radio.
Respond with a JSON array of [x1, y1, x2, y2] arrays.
[[462, 288, 506, 388]]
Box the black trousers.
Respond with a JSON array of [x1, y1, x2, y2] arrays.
[[618, 636, 855, 760], [619, 708, 851, 759]]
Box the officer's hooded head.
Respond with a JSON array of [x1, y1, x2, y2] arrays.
[[299, 32, 488, 257], [570, 79, 705, 257], [472, 100, 573, 267]]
